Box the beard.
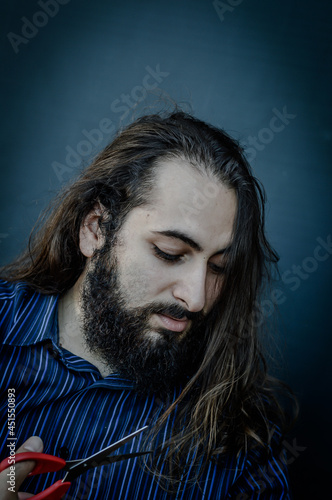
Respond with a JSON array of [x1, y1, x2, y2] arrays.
[[80, 248, 209, 396]]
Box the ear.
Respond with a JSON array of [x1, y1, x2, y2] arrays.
[[79, 203, 106, 258]]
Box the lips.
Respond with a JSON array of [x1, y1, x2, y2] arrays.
[[156, 313, 189, 333]]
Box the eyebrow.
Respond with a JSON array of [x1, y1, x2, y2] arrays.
[[151, 230, 232, 255]]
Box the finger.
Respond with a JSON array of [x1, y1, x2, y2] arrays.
[[0, 436, 43, 500], [14, 436, 44, 488]]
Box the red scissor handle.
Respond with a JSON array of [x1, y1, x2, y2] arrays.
[[0, 453, 71, 499], [23, 480, 71, 500], [0, 452, 66, 475]]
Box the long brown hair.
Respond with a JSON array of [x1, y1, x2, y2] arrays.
[[1, 111, 294, 486]]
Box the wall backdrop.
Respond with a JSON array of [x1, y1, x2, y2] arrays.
[[1, 1, 331, 497]]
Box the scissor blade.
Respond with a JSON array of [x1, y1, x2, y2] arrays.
[[64, 425, 148, 481], [97, 450, 152, 467]]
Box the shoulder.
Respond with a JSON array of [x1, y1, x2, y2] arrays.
[[0, 279, 58, 345], [0, 279, 31, 313], [245, 425, 290, 493], [0, 279, 33, 337], [219, 425, 291, 497], [0, 278, 37, 305]]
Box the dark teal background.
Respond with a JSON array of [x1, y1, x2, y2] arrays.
[[1, 1, 331, 497]]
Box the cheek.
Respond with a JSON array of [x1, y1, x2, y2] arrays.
[[205, 276, 224, 311], [118, 260, 164, 307]]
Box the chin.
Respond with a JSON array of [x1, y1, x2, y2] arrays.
[[144, 331, 164, 344]]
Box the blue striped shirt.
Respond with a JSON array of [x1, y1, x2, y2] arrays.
[[0, 280, 291, 499]]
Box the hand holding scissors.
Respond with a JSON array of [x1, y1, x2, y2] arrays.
[[0, 426, 149, 500]]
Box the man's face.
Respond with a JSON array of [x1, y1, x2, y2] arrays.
[[82, 157, 237, 394]]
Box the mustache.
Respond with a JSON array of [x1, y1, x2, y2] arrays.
[[144, 303, 205, 323]]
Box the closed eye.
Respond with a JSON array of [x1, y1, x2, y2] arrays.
[[153, 245, 182, 262], [153, 245, 226, 275]]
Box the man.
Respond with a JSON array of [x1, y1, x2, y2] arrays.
[[0, 111, 292, 499]]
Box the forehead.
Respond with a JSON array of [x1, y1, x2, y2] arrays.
[[130, 156, 237, 252]]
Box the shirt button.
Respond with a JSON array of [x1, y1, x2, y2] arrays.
[[47, 346, 59, 359]]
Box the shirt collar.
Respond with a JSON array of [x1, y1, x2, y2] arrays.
[[1, 280, 137, 390], [1, 280, 59, 346]]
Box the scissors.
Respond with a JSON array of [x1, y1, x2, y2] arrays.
[[0, 426, 149, 500]]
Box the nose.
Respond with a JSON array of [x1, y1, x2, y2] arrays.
[[172, 263, 207, 313]]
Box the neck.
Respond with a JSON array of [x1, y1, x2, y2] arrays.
[[57, 272, 111, 377]]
